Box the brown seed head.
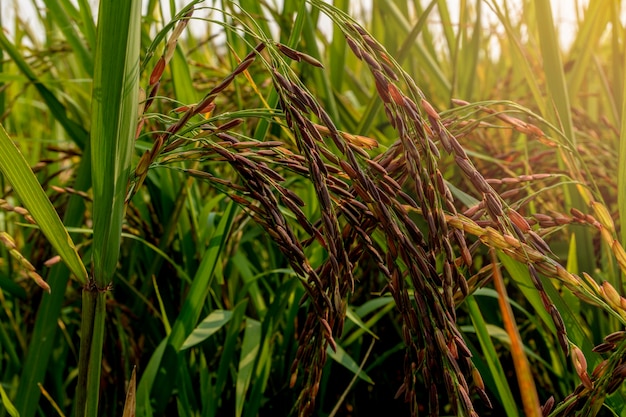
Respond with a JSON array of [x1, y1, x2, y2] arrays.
[[541, 396, 555, 416], [602, 281, 621, 307], [591, 341, 616, 354], [604, 330, 626, 343], [508, 209, 530, 232], [571, 345, 592, 389], [150, 57, 165, 85]]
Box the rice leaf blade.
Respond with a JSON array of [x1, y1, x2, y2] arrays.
[[236, 318, 261, 417], [90, 0, 142, 287], [327, 343, 374, 384], [0, 383, 19, 417], [0, 123, 88, 286], [466, 295, 520, 417], [180, 310, 234, 350]]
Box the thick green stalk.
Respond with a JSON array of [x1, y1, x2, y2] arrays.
[[90, 1, 141, 287], [76, 0, 141, 415], [76, 290, 102, 414]]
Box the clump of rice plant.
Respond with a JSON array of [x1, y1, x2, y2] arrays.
[[1, 1, 625, 416]]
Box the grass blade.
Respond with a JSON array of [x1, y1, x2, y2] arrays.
[[0, 383, 19, 417], [0, 123, 87, 287], [208, 300, 248, 417], [236, 318, 261, 417], [90, 0, 141, 288], [533, 0, 595, 276], [180, 310, 234, 350], [533, 0, 574, 144], [327, 343, 374, 384], [466, 295, 520, 416]]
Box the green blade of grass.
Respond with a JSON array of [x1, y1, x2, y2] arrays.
[[435, 0, 456, 55], [609, 2, 623, 125], [499, 254, 554, 333], [382, 0, 450, 93], [0, 319, 20, 368], [0, 5, 4, 119], [253, 0, 306, 142], [454, 0, 482, 99], [533, 0, 595, 276], [466, 294, 520, 417], [534, 0, 574, 145], [245, 276, 301, 417], [327, 343, 374, 384], [172, 45, 198, 104], [90, 0, 141, 288], [176, 357, 198, 417], [0, 123, 88, 286], [564, 0, 609, 106], [208, 300, 249, 417], [328, 0, 349, 92], [232, 251, 267, 316], [76, 0, 97, 51], [180, 310, 234, 350], [77, 290, 107, 417], [237, 0, 272, 42], [0, 383, 19, 417], [301, 7, 338, 122], [236, 318, 261, 417], [485, 0, 546, 116]]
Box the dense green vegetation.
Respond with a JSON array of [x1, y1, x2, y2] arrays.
[[0, 0, 625, 416]]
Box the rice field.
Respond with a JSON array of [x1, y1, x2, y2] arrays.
[[0, 1, 625, 416]]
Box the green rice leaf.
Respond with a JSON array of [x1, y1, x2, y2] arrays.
[[236, 318, 261, 417], [327, 343, 374, 384], [90, 0, 142, 287], [466, 295, 519, 417], [180, 310, 234, 350], [211, 300, 249, 417], [0, 383, 20, 417], [0, 123, 88, 286]]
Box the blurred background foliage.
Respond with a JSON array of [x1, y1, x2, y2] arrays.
[[0, 0, 625, 416]]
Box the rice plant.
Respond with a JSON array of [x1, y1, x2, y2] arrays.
[[0, 0, 625, 416]]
